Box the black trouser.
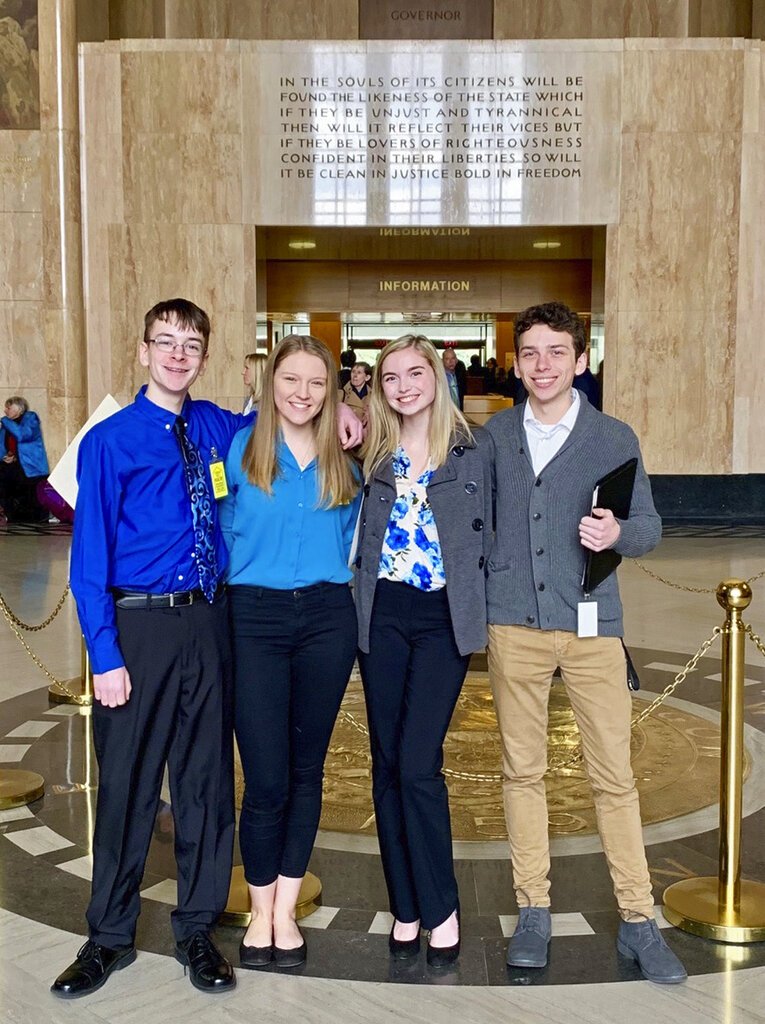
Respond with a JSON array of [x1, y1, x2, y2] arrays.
[[86, 594, 235, 948], [231, 582, 357, 886], [358, 579, 470, 930]]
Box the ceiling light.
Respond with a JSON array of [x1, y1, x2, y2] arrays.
[[532, 240, 562, 250], [288, 240, 316, 250]]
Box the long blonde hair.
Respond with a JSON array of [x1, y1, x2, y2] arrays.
[[242, 335, 357, 508], [363, 334, 473, 478], [244, 352, 267, 404]]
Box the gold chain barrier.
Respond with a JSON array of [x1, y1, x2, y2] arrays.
[[663, 580, 765, 943], [0, 586, 91, 705], [633, 560, 765, 593]]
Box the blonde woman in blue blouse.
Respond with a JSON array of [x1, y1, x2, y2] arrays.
[[221, 335, 360, 970], [354, 335, 494, 967]]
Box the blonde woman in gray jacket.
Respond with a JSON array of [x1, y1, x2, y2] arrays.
[[354, 334, 493, 969]]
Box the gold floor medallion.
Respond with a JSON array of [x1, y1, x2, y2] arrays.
[[234, 672, 747, 842]]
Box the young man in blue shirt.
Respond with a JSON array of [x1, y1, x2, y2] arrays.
[[51, 299, 361, 999]]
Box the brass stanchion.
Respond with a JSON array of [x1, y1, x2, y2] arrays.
[[663, 580, 765, 942], [49, 637, 93, 706], [0, 769, 45, 809], [220, 867, 322, 927]]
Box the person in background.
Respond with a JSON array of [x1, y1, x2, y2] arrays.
[[222, 335, 361, 972], [573, 363, 602, 411], [485, 357, 499, 393], [354, 334, 494, 969], [441, 348, 466, 411], [338, 348, 357, 389], [340, 361, 373, 422], [0, 396, 49, 523], [242, 352, 267, 414]]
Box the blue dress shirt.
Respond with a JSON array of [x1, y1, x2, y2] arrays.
[[70, 387, 252, 673], [220, 427, 361, 589]]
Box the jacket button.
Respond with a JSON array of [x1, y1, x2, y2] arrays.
[[472, 518, 483, 531], [465, 481, 477, 495], [363, 484, 370, 496], [533, 512, 541, 521], [526, 615, 535, 624], [536, 547, 544, 556], [538, 582, 545, 591], [452, 445, 465, 457], [478, 556, 485, 569], [535, 477, 542, 487], [379, 495, 388, 502], [355, 556, 362, 568]]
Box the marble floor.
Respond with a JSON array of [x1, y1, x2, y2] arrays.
[[1, 528, 765, 1023]]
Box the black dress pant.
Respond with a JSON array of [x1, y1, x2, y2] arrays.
[[86, 594, 235, 948], [231, 582, 357, 886], [358, 579, 470, 930]]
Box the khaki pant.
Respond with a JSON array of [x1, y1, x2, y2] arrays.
[[488, 624, 654, 921]]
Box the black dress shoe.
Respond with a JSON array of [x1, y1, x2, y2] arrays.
[[175, 931, 236, 992], [388, 925, 421, 960], [273, 927, 307, 968], [239, 939, 273, 968], [51, 940, 137, 999]]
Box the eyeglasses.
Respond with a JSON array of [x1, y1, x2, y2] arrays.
[[149, 338, 205, 358]]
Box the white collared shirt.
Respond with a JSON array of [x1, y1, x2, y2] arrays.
[[523, 389, 581, 475]]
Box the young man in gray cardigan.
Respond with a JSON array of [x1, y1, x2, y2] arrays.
[[486, 302, 686, 985]]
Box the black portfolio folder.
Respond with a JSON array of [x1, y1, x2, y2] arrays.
[[582, 458, 638, 594]]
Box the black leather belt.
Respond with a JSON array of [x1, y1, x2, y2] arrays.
[[113, 586, 223, 609]]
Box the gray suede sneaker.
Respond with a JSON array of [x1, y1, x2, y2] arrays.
[[616, 919, 687, 984], [506, 907, 552, 968]]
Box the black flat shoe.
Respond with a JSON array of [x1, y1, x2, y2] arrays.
[[273, 928, 307, 968], [426, 937, 460, 968], [427, 904, 460, 968], [389, 926, 421, 960], [239, 940, 273, 968], [175, 931, 236, 992], [51, 940, 136, 999]]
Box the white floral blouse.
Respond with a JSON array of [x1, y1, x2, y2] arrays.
[[377, 446, 446, 591]]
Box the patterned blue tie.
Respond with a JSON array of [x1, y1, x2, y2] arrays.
[[173, 416, 218, 601]]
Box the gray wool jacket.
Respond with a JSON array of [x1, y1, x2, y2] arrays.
[[485, 397, 661, 636], [354, 428, 495, 656]]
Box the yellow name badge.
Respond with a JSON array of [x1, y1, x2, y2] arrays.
[[209, 459, 228, 500]]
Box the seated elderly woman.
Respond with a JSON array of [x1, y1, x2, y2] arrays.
[[0, 396, 50, 523]]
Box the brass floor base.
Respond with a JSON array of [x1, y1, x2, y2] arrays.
[[663, 877, 765, 943], [48, 679, 91, 706], [220, 866, 323, 927], [0, 769, 44, 809]]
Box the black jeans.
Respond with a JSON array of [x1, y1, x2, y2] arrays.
[[358, 579, 470, 930], [87, 593, 235, 947], [230, 582, 357, 886]]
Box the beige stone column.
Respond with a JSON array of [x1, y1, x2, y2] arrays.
[[38, 0, 87, 462]]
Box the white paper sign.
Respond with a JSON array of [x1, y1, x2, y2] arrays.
[[47, 395, 122, 509]]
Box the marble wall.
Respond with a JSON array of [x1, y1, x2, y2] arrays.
[[607, 40, 747, 474], [733, 41, 765, 473], [79, 0, 762, 42], [0, 130, 45, 431], [73, 39, 763, 476]]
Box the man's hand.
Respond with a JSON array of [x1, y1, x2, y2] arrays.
[[337, 402, 364, 449], [93, 667, 132, 707], [579, 507, 621, 552]]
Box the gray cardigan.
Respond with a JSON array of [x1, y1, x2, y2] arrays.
[[485, 398, 661, 636], [354, 428, 494, 656]]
